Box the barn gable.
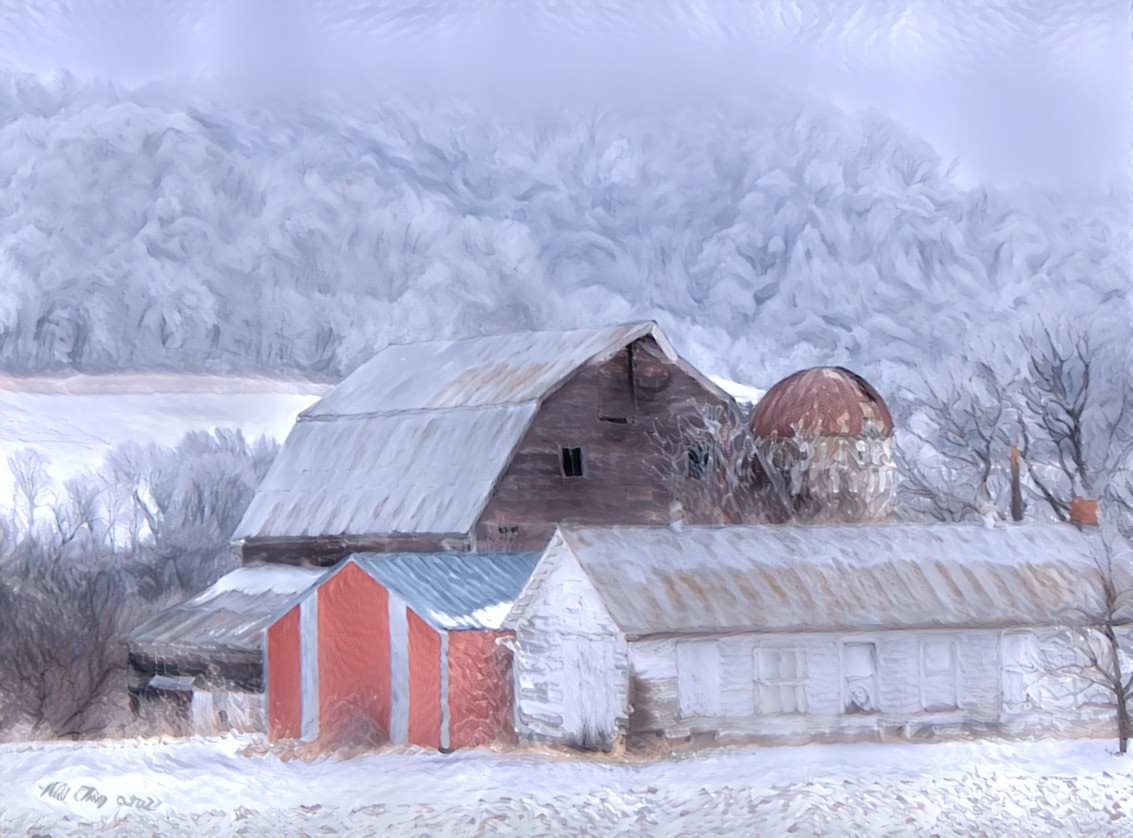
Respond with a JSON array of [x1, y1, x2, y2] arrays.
[[232, 322, 732, 562]]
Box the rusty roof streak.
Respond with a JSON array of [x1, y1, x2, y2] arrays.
[[553, 523, 1106, 635]]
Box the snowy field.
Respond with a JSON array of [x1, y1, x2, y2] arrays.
[[0, 373, 326, 502], [3, 736, 1133, 836]]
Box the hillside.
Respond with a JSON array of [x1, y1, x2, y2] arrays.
[[0, 71, 1126, 393]]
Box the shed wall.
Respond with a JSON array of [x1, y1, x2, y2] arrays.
[[509, 547, 629, 749], [407, 610, 443, 748], [318, 563, 391, 740], [266, 606, 301, 739], [448, 630, 516, 748], [628, 627, 1104, 746]]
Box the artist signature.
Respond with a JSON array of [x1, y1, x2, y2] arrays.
[[39, 780, 160, 812]]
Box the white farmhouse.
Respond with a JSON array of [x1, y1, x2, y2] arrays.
[[505, 523, 1117, 751]]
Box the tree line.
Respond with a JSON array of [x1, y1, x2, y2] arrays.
[[0, 430, 276, 740]]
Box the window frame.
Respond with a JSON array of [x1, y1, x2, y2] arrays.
[[841, 640, 880, 715], [919, 638, 959, 713], [559, 445, 586, 478], [1000, 631, 1042, 713], [754, 644, 808, 715]]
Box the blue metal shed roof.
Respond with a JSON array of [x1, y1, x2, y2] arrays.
[[353, 551, 541, 631]]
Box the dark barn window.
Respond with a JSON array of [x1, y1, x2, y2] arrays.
[[560, 446, 585, 478], [687, 445, 709, 479]]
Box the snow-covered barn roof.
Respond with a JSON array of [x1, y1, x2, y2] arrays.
[[233, 322, 726, 542], [528, 524, 1107, 635], [354, 551, 541, 631], [123, 565, 324, 653]]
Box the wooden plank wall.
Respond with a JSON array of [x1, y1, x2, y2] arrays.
[[477, 338, 730, 551], [318, 563, 391, 742], [407, 611, 443, 749], [447, 630, 517, 748], [627, 627, 1101, 746], [508, 545, 630, 749], [266, 606, 302, 739]]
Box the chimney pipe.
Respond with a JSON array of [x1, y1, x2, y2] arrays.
[[1010, 445, 1023, 522]]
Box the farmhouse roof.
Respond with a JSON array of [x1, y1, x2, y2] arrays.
[[123, 565, 324, 653], [233, 322, 726, 542], [354, 551, 541, 631], [530, 523, 1107, 635]]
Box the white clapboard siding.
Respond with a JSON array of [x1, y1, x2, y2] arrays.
[[508, 537, 629, 749], [625, 627, 1107, 742]]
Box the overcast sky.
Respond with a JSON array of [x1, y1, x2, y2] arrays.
[[0, 0, 1127, 190]]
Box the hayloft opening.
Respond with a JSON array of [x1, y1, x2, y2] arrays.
[[560, 446, 585, 478], [687, 445, 709, 479]]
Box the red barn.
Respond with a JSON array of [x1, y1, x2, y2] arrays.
[[267, 551, 540, 749]]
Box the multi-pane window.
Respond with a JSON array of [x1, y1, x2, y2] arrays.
[[755, 647, 807, 714], [920, 640, 958, 712], [842, 642, 879, 714], [676, 640, 721, 718], [1001, 632, 1041, 712]]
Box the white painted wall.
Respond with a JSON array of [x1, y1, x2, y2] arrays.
[[628, 627, 1103, 743], [388, 593, 410, 745], [300, 596, 319, 740], [508, 539, 629, 750]]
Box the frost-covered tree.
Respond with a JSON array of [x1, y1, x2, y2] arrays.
[[0, 430, 277, 739]]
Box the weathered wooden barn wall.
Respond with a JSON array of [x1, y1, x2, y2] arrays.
[[127, 647, 264, 695], [241, 533, 471, 567], [477, 339, 732, 551], [266, 605, 302, 739], [318, 562, 390, 740], [447, 630, 516, 748], [507, 541, 631, 750], [627, 627, 1107, 747]]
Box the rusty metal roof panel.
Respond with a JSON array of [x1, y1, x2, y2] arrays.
[[353, 551, 541, 631], [232, 402, 538, 540], [123, 565, 324, 652], [305, 323, 659, 417], [554, 523, 1105, 635]]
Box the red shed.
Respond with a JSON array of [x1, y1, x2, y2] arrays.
[[267, 551, 539, 749]]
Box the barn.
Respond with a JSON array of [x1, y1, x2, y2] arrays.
[[230, 322, 735, 564], [505, 523, 1116, 751], [127, 552, 539, 747], [266, 551, 539, 749]]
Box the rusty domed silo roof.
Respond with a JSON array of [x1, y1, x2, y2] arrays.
[[751, 367, 893, 438]]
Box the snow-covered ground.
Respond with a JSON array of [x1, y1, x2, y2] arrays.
[[3, 736, 1133, 836]]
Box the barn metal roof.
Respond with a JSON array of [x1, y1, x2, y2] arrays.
[[123, 565, 324, 653], [233, 322, 725, 542], [354, 551, 541, 631], [542, 524, 1108, 635], [305, 323, 668, 416]]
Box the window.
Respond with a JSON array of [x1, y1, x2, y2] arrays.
[[920, 640, 958, 712], [497, 524, 519, 535], [677, 640, 721, 718], [687, 445, 709, 480], [1001, 632, 1041, 712], [755, 647, 807, 714], [842, 642, 879, 714], [560, 446, 585, 478]]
